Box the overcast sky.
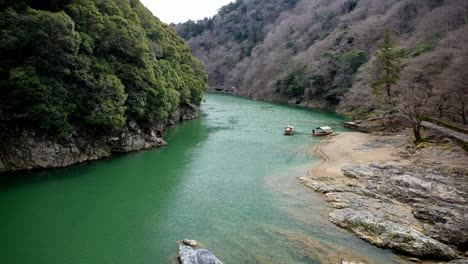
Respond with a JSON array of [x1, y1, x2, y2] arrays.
[[140, 0, 234, 24]]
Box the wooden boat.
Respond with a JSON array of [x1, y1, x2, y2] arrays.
[[311, 126, 334, 136], [284, 127, 293, 135]]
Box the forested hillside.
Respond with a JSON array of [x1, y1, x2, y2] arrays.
[[0, 0, 207, 171], [0, 0, 207, 134], [175, 0, 467, 125]]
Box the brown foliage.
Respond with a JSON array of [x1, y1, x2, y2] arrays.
[[176, 0, 467, 122]]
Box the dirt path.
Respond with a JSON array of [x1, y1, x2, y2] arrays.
[[421, 120, 468, 143]]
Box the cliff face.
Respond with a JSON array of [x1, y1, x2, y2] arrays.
[[0, 104, 198, 172]]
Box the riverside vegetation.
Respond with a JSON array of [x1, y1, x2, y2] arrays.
[[0, 0, 207, 171]]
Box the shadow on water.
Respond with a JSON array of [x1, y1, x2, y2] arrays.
[[0, 118, 210, 191]]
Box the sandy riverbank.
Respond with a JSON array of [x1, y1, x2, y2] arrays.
[[302, 131, 468, 263], [309, 132, 410, 182]]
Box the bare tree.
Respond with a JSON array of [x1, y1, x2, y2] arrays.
[[398, 72, 434, 143]]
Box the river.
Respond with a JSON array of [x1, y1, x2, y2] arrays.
[[0, 93, 409, 264]]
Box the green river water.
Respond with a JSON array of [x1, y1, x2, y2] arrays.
[[0, 93, 410, 264]]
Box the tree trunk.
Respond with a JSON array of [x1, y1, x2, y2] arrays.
[[412, 119, 423, 143], [386, 83, 391, 97], [461, 101, 466, 124]]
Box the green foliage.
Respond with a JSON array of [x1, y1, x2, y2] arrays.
[[276, 65, 306, 98], [176, 20, 206, 39], [8, 66, 74, 133], [323, 82, 352, 104], [0, 0, 207, 134], [342, 0, 358, 14], [239, 41, 255, 60], [219, 0, 243, 16], [323, 11, 337, 29], [334, 31, 348, 45], [339, 50, 368, 73], [84, 74, 127, 130], [406, 42, 435, 58], [372, 31, 404, 97]]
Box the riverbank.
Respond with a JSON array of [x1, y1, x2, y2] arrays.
[[0, 104, 198, 172], [301, 131, 468, 263]]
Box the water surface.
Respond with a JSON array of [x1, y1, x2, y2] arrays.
[[0, 93, 408, 263]]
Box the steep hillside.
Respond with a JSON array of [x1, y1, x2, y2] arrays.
[[0, 0, 207, 171], [173, 0, 301, 87], [175, 0, 467, 124]]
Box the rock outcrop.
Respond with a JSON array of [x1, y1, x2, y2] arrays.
[[178, 245, 222, 264], [303, 163, 468, 260], [0, 104, 198, 172]]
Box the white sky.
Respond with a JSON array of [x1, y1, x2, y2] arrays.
[[140, 0, 234, 24]]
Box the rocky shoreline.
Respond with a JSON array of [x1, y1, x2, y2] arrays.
[[301, 132, 468, 263], [0, 104, 198, 172], [177, 239, 222, 264]]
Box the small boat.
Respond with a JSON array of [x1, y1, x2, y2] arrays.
[[311, 126, 334, 136], [284, 124, 294, 135]]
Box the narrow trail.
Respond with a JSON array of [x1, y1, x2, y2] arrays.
[[421, 121, 468, 143]]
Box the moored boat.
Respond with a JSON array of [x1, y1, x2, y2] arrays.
[[311, 126, 334, 136], [284, 124, 294, 135]]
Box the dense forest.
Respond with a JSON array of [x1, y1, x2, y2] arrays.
[[0, 0, 207, 135], [175, 0, 468, 129]]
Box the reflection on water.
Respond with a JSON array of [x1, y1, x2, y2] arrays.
[[0, 94, 411, 264]]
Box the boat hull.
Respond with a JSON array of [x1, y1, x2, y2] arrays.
[[311, 130, 334, 136]]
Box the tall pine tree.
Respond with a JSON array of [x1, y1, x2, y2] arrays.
[[373, 30, 404, 98]]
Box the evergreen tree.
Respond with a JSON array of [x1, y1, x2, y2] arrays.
[[373, 31, 404, 98]]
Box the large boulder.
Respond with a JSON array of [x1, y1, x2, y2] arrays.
[[179, 245, 222, 264], [341, 164, 468, 247], [330, 208, 458, 260]]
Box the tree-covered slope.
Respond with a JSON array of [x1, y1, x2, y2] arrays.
[[0, 0, 207, 134], [175, 0, 467, 124], [173, 0, 301, 87]]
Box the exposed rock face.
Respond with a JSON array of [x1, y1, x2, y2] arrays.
[[330, 208, 457, 259], [168, 103, 199, 125], [304, 164, 468, 260], [179, 245, 222, 264], [110, 120, 167, 153], [0, 130, 112, 171], [343, 165, 468, 248], [0, 104, 198, 172]]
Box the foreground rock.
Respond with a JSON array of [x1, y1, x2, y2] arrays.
[[303, 131, 468, 262], [304, 163, 467, 260], [0, 104, 197, 172], [178, 245, 222, 264], [342, 164, 468, 247], [330, 208, 457, 259]]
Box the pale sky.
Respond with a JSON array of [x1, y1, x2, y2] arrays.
[[140, 0, 234, 24]]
